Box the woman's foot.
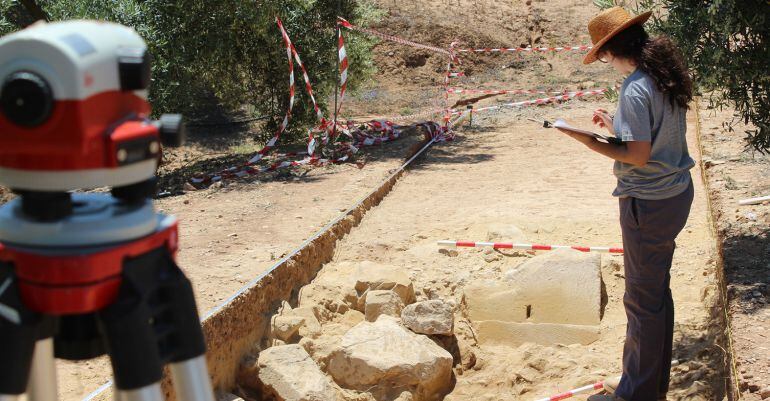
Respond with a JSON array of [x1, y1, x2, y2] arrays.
[[602, 375, 668, 400], [603, 376, 621, 393]]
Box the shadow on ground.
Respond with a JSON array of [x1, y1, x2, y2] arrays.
[[670, 319, 730, 400], [157, 126, 431, 196], [722, 230, 770, 316]]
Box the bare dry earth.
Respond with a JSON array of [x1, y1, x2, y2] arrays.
[[697, 100, 770, 400], [343, 0, 616, 120], [6, 0, 746, 399], [55, 134, 426, 401], [253, 100, 725, 400]]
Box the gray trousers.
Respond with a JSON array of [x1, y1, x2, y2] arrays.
[[615, 181, 694, 401]]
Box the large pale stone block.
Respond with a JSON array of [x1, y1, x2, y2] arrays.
[[364, 290, 404, 322], [256, 344, 337, 401], [475, 321, 600, 346], [463, 249, 602, 345], [354, 261, 415, 309], [327, 317, 452, 401], [401, 300, 454, 336]]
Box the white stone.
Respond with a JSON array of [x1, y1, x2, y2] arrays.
[[285, 307, 322, 338], [354, 261, 415, 309], [272, 315, 305, 342], [327, 317, 453, 400], [463, 249, 602, 346], [364, 290, 404, 322], [257, 344, 337, 401], [485, 223, 527, 242], [401, 300, 454, 336]]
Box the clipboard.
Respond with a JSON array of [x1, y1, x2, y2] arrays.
[[529, 118, 623, 144]]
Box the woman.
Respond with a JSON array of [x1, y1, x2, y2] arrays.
[[558, 7, 696, 401]]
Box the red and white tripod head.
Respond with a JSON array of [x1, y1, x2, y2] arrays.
[[0, 20, 182, 192]]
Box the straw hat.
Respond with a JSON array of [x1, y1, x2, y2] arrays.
[[583, 7, 652, 64]]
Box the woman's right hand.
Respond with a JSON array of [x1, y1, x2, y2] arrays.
[[592, 108, 615, 135]]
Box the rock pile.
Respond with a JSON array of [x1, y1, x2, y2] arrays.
[[327, 317, 453, 400], [237, 260, 457, 401]]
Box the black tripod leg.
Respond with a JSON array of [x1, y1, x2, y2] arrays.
[[97, 253, 164, 394], [100, 246, 212, 401], [0, 263, 49, 397], [155, 251, 213, 401]]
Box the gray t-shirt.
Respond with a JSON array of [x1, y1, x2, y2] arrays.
[[612, 68, 695, 200]]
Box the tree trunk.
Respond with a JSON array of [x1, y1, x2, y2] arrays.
[[18, 0, 49, 23]]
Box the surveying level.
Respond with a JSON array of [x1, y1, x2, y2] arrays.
[[0, 20, 214, 401]]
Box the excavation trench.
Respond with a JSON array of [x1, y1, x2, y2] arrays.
[[154, 130, 440, 400], [71, 97, 727, 401], [189, 103, 727, 401]]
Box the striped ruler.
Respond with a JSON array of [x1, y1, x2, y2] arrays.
[[532, 378, 612, 401], [438, 240, 624, 254], [532, 360, 679, 401]]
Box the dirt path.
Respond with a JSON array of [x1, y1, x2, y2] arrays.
[[55, 134, 425, 401], [40, 0, 739, 398], [696, 99, 770, 400], [270, 101, 725, 400]]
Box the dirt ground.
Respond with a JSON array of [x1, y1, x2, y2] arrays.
[[259, 99, 725, 401], [1, 0, 759, 399], [696, 99, 770, 400], [53, 133, 427, 401]]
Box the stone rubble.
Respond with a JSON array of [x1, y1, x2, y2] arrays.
[[401, 299, 455, 336]]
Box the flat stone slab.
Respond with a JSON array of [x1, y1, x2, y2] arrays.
[[475, 321, 600, 346], [463, 248, 602, 346], [256, 344, 337, 401]]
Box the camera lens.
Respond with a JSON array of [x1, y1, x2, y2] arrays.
[[0, 71, 54, 127]]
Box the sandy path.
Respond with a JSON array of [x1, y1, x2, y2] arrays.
[[54, 135, 424, 401], [296, 101, 724, 400], [696, 100, 770, 399]]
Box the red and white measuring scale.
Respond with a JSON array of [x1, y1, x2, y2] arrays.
[[438, 240, 624, 254]]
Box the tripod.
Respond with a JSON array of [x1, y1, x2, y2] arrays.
[[0, 19, 216, 401], [0, 191, 215, 401]]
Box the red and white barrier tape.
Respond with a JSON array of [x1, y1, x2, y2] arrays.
[[246, 17, 296, 165], [192, 17, 457, 187], [191, 18, 327, 185], [191, 120, 449, 186], [450, 88, 607, 116], [447, 88, 570, 96], [532, 378, 611, 401], [438, 240, 624, 254], [532, 360, 680, 401], [337, 17, 451, 56], [337, 22, 349, 117], [457, 45, 592, 54], [287, 32, 324, 125], [349, 108, 447, 124]]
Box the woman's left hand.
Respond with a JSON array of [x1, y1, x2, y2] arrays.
[[556, 128, 596, 146]]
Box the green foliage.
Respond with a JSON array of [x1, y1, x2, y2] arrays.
[[0, 2, 12, 36], [593, 0, 770, 152], [655, 0, 769, 152], [593, 0, 657, 16], [593, 0, 621, 10], [1, 0, 382, 142]]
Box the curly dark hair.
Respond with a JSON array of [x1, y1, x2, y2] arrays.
[[599, 24, 693, 109]]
